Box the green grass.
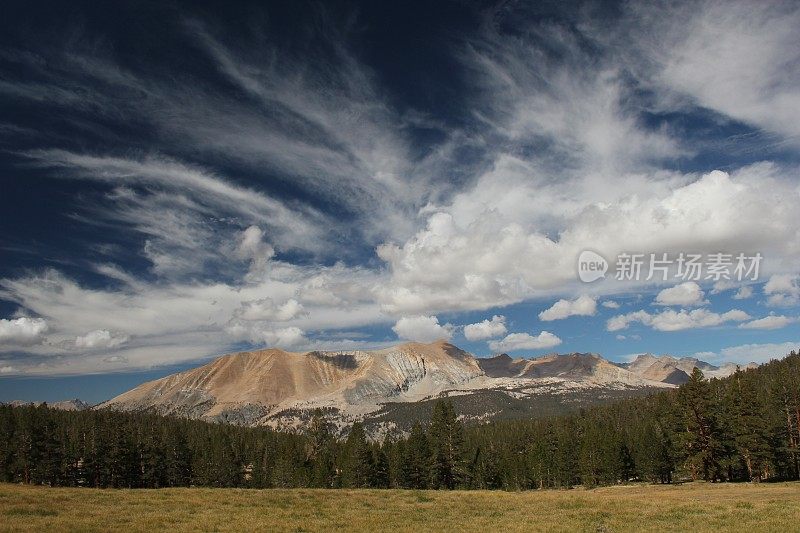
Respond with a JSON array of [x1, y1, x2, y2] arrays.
[[0, 482, 798, 532]]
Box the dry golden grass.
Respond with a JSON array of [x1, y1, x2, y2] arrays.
[[1, 482, 799, 532]]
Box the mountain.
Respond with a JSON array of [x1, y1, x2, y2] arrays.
[[99, 341, 734, 437], [622, 353, 754, 385], [4, 399, 90, 411]]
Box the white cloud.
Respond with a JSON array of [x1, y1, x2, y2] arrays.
[[733, 286, 753, 300], [693, 341, 800, 365], [655, 282, 707, 307], [24, 151, 327, 257], [0, 265, 385, 374], [0, 317, 48, 346], [463, 315, 507, 341], [0, 366, 17, 374], [601, 300, 620, 309], [75, 330, 129, 350], [739, 315, 796, 330], [235, 226, 276, 278], [607, 308, 750, 332], [392, 315, 454, 343], [711, 280, 737, 294], [539, 295, 597, 321], [234, 298, 305, 322], [253, 326, 307, 349], [628, 1, 800, 141], [764, 274, 800, 307], [488, 331, 562, 352], [377, 166, 800, 315]]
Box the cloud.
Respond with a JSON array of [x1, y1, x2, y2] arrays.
[[764, 274, 800, 306], [377, 165, 800, 315], [739, 315, 796, 330], [601, 300, 620, 309], [235, 226, 276, 278], [539, 295, 597, 321], [607, 308, 750, 332], [654, 282, 707, 307], [733, 286, 754, 300], [251, 326, 307, 349], [463, 315, 507, 341], [0, 264, 385, 374], [488, 331, 562, 353], [693, 341, 800, 365], [626, 0, 800, 142], [75, 330, 129, 350], [392, 315, 453, 343], [2, 4, 800, 377], [234, 298, 305, 322], [0, 317, 48, 346], [22, 151, 327, 257]]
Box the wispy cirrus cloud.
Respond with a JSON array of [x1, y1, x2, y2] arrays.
[[0, 2, 799, 377]]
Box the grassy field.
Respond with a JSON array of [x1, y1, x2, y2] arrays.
[[1, 482, 799, 532]]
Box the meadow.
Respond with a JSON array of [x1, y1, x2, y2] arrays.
[[1, 482, 799, 532]]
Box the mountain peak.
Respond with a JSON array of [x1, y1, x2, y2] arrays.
[[98, 341, 752, 435]]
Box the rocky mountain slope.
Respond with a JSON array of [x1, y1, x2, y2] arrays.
[[622, 353, 754, 385], [4, 399, 90, 411], [99, 341, 751, 437]]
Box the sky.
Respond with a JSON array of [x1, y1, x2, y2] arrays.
[[1, 0, 799, 403]]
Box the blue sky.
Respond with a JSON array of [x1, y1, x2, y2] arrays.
[[1, 0, 799, 403]]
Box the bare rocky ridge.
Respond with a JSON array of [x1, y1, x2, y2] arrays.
[[4, 399, 90, 411], [622, 353, 755, 385], [99, 341, 751, 436]]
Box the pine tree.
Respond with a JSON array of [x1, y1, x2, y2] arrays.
[[677, 368, 724, 481], [428, 400, 466, 489], [307, 410, 337, 488], [401, 422, 430, 489], [340, 422, 373, 488]]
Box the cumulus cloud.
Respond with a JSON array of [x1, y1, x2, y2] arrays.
[[539, 295, 597, 321], [488, 331, 562, 353], [0, 317, 48, 346], [601, 300, 620, 309], [377, 166, 800, 315], [733, 286, 754, 300], [463, 315, 507, 341], [607, 308, 750, 332], [764, 274, 800, 306], [233, 298, 305, 322], [392, 315, 454, 343], [654, 282, 707, 307], [235, 226, 275, 261], [252, 326, 307, 349], [226, 322, 307, 349], [739, 315, 796, 330], [75, 330, 129, 350]]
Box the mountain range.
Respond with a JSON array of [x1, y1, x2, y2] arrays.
[[93, 341, 753, 438]]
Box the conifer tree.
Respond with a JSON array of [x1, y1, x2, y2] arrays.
[[401, 422, 430, 489], [677, 368, 724, 481], [428, 400, 466, 489], [340, 422, 373, 488]]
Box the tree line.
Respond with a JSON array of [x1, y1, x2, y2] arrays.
[[1, 349, 798, 490]]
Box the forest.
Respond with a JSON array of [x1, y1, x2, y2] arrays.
[[1, 350, 798, 490]]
